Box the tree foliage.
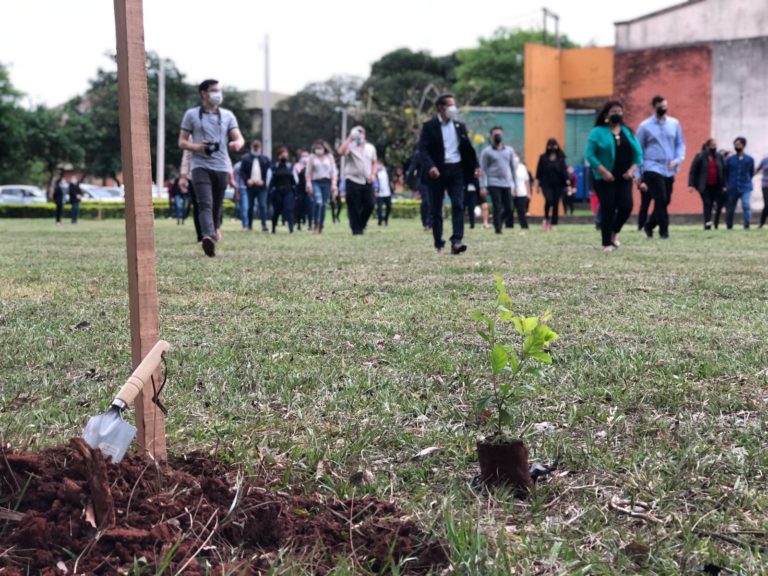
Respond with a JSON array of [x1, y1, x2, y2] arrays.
[[455, 28, 577, 107]]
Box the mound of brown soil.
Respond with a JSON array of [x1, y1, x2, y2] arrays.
[[0, 440, 446, 575]]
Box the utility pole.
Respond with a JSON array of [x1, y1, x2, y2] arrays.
[[155, 57, 165, 197], [263, 34, 272, 160], [542, 8, 561, 48]]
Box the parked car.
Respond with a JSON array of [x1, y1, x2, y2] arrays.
[[80, 184, 125, 203], [0, 185, 47, 204]]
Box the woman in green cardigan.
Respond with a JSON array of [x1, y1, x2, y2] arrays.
[[586, 101, 643, 252]]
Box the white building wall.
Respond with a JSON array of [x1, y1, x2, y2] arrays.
[[712, 38, 768, 212], [616, 0, 768, 51]]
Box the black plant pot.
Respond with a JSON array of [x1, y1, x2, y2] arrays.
[[476, 438, 532, 496]]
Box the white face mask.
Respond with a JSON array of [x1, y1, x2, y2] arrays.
[[208, 90, 223, 106], [445, 105, 458, 120], [314, 148, 324, 155]]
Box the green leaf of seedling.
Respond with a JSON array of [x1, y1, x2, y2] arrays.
[[522, 316, 539, 335], [499, 409, 514, 426], [505, 347, 520, 373], [491, 344, 508, 374], [535, 324, 559, 345], [478, 330, 491, 343], [528, 350, 553, 364], [475, 395, 494, 411], [495, 274, 513, 309], [511, 317, 525, 335], [499, 309, 515, 322], [541, 310, 553, 322], [498, 383, 513, 396]]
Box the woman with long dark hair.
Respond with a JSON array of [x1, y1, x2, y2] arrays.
[[585, 101, 643, 252], [688, 138, 726, 230], [535, 138, 568, 231]]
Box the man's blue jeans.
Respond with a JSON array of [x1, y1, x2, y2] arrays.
[[726, 189, 752, 229], [238, 187, 249, 228]]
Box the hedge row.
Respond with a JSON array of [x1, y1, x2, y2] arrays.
[[0, 199, 425, 220]]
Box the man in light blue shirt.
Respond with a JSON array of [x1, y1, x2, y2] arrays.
[[636, 95, 686, 239]]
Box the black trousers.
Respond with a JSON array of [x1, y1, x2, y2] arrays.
[[643, 172, 673, 237], [191, 168, 228, 240], [428, 164, 464, 249], [488, 186, 513, 233], [699, 185, 722, 228], [761, 188, 768, 227], [346, 180, 374, 234], [330, 196, 343, 223], [376, 196, 392, 225], [510, 196, 529, 229], [418, 185, 431, 229], [594, 178, 633, 247], [562, 193, 575, 215], [637, 188, 651, 230], [465, 189, 477, 228], [271, 188, 295, 233], [542, 186, 562, 225], [55, 200, 63, 223]]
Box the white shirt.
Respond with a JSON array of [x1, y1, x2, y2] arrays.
[[440, 117, 461, 164], [376, 168, 392, 197], [513, 163, 530, 198]]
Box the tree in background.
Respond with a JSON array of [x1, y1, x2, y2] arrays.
[[272, 75, 363, 155], [454, 28, 577, 107], [0, 63, 29, 183], [358, 48, 456, 171]]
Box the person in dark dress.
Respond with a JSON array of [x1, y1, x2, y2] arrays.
[[53, 175, 68, 225], [268, 147, 298, 234], [585, 101, 643, 252], [535, 139, 568, 231]]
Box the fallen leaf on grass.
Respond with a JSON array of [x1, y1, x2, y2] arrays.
[[413, 446, 442, 460], [71, 320, 91, 331], [56, 561, 69, 574], [349, 469, 375, 486], [622, 541, 650, 565], [315, 460, 332, 481], [84, 500, 97, 528], [533, 421, 556, 433]]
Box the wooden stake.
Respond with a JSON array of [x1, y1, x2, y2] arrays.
[[113, 0, 166, 462]]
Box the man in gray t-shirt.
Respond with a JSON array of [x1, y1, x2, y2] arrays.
[[178, 79, 244, 257]]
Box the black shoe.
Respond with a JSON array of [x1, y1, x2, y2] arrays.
[[660, 234, 669, 240], [451, 243, 468, 255], [202, 237, 216, 257], [644, 227, 653, 239]]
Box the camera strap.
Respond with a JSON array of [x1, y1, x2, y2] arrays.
[[198, 106, 222, 126]]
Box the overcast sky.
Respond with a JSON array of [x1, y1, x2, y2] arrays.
[[2, 0, 679, 107]]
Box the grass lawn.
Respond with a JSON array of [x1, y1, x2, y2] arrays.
[[1, 216, 767, 574]]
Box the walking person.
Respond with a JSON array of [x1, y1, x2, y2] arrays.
[[563, 165, 577, 215], [178, 79, 245, 257], [725, 137, 756, 230], [374, 162, 393, 226], [636, 95, 686, 239], [294, 150, 313, 231], [417, 93, 479, 254], [687, 138, 726, 230], [53, 174, 68, 225], [338, 126, 377, 235], [756, 152, 768, 228], [585, 101, 643, 252], [510, 154, 531, 231], [269, 147, 298, 234], [240, 140, 271, 233], [535, 139, 568, 231], [173, 175, 191, 225], [69, 176, 83, 224], [306, 141, 338, 233], [233, 146, 250, 231], [480, 126, 519, 234]]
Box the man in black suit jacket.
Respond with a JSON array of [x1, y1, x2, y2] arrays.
[[417, 93, 479, 254]]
